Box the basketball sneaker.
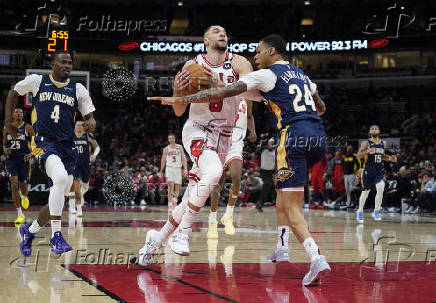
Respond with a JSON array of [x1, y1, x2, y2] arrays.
[[138, 230, 162, 266], [221, 214, 235, 235], [14, 214, 25, 226], [356, 210, 364, 223], [50, 231, 72, 255], [207, 221, 218, 239], [372, 210, 382, 221], [266, 246, 291, 263], [169, 227, 191, 256], [20, 195, 30, 210], [302, 255, 331, 286], [19, 223, 35, 257]]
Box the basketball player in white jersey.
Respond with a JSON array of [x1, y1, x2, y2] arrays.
[[207, 99, 257, 238], [138, 25, 254, 264], [160, 134, 188, 209]]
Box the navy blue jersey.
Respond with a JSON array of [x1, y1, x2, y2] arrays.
[[74, 133, 90, 162], [6, 123, 30, 158], [364, 140, 385, 173], [31, 74, 78, 141], [262, 62, 321, 131]]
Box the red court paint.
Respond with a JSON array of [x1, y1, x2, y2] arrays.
[[66, 262, 436, 303]]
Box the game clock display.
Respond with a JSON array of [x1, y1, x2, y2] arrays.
[[46, 30, 69, 53]]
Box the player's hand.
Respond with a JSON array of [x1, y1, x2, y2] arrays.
[[5, 123, 18, 139], [249, 132, 257, 143], [391, 155, 398, 163], [368, 148, 375, 154], [182, 168, 188, 178], [84, 118, 96, 133], [202, 65, 225, 88], [173, 70, 191, 96], [3, 147, 11, 155], [24, 153, 32, 162], [159, 170, 164, 178], [90, 155, 96, 163]]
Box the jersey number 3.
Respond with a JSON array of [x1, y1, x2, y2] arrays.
[[289, 84, 316, 112], [51, 105, 60, 123]]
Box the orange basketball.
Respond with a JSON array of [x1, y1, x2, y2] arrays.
[[179, 64, 212, 96]]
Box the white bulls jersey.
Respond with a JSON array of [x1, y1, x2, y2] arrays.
[[166, 144, 183, 168], [232, 99, 248, 144], [190, 51, 241, 127]]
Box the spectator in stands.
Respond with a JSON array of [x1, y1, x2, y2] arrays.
[[256, 138, 276, 212], [343, 145, 361, 208], [148, 171, 164, 205], [310, 153, 328, 208], [412, 171, 436, 214], [325, 149, 346, 209], [241, 170, 263, 206]]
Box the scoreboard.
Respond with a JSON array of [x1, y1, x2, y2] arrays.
[[45, 29, 69, 53]]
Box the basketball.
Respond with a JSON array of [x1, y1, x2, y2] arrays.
[[179, 64, 212, 96]]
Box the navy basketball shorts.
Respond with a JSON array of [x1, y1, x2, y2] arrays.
[[32, 135, 77, 176], [362, 169, 384, 190], [275, 120, 327, 189], [5, 157, 29, 182], [73, 160, 91, 183]]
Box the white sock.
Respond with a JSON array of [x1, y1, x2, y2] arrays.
[[51, 220, 62, 238], [29, 220, 41, 234], [225, 205, 234, 217], [303, 237, 321, 262], [358, 190, 370, 212], [76, 204, 82, 213], [17, 207, 23, 216], [157, 221, 177, 243], [276, 226, 289, 248], [69, 198, 76, 210], [180, 207, 199, 229], [374, 181, 385, 211], [209, 211, 217, 222]]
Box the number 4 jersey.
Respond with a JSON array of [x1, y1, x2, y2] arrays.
[[13, 74, 95, 141], [190, 51, 242, 127]]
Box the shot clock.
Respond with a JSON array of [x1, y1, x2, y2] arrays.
[[45, 29, 69, 53]]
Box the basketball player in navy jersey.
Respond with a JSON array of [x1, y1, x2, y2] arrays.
[[4, 51, 96, 257], [150, 34, 330, 286], [356, 125, 397, 223], [68, 120, 100, 216], [2, 108, 34, 225]]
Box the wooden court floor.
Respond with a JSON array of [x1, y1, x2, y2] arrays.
[[1, 205, 436, 302]]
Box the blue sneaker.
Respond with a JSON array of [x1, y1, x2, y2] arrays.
[[356, 210, 364, 223], [19, 223, 35, 257], [50, 231, 72, 255], [372, 210, 382, 221]]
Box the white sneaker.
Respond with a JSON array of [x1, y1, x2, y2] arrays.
[[169, 227, 191, 256], [140, 199, 147, 206], [266, 246, 291, 263], [138, 230, 162, 266], [302, 255, 331, 286]]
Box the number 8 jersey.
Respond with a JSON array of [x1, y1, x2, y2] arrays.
[[13, 74, 95, 141], [190, 51, 241, 127]]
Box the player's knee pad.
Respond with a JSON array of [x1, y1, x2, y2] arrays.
[[375, 180, 385, 194], [45, 155, 68, 184]]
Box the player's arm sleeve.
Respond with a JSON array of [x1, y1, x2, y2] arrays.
[[239, 69, 277, 101], [307, 77, 317, 95], [76, 83, 96, 116], [13, 74, 42, 97]]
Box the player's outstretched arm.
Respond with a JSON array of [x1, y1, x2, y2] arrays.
[[149, 81, 248, 105]]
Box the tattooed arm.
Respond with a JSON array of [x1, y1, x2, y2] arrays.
[[149, 81, 248, 105]]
